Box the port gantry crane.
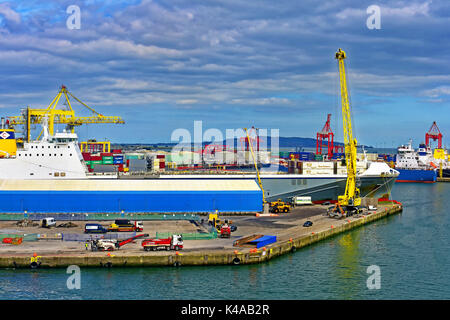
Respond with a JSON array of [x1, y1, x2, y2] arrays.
[[316, 113, 334, 159], [425, 121, 443, 149], [329, 49, 361, 218], [8, 85, 125, 142]]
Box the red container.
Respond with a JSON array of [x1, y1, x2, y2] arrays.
[[156, 154, 165, 159], [126, 159, 130, 167], [112, 149, 122, 154], [159, 162, 165, 169], [101, 152, 113, 157], [90, 156, 102, 161], [118, 167, 124, 172], [82, 153, 91, 160]]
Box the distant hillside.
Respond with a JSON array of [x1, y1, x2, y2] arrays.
[[113, 136, 373, 150]]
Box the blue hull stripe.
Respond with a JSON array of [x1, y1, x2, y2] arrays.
[[396, 169, 437, 182], [0, 190, 262, 213]]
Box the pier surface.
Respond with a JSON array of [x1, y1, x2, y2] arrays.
[[0, 203, 402, 268]]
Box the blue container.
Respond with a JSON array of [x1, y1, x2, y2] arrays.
[[247, 235, 277, 248], [113, 155, 124, 164]]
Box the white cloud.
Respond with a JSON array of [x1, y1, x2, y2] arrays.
[[423, 86, 450, 98], [0, 3, 21, 24], [336, 1, 432, 19]]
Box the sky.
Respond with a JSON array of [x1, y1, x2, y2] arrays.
[[0, 0, 448, 148]]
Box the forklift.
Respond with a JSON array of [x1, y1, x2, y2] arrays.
[[269, 199, 291, 213]]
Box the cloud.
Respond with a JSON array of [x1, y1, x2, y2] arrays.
[[0, 3, 21, 24], [423, 86, 450, 98], [336, 1, 432, 19], [0, 0, 448, 144]]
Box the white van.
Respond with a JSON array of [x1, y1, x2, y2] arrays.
[[41, 217, 56, 228]]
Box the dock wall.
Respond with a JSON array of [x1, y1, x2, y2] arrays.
[[0, 204, 402, 269]]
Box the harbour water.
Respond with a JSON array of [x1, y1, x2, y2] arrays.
[[0, 183, 449, 300]]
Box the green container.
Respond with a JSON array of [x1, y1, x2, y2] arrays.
[[102, 160, 113, 165], [91, 160, 102, 165], [102, 156, 113, 160], [314, 155, 323, 161], [85, 161, 92, 165]]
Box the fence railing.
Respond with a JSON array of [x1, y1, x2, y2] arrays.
[[62, 232, 137, 242], [155, 230, 218, 240], [0, 233, 39, 241]]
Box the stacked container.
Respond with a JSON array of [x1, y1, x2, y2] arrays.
[[157, 154, 165, 171]]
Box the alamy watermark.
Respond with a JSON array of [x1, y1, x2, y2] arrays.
[[366, 265, 381, 290], [170, 121, 280, 170], [66, 5, 81, 30], [366, 5, 381, 30], [66, 265, 81, 290]]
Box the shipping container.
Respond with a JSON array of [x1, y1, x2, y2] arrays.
[[82, 152, 91, 161]]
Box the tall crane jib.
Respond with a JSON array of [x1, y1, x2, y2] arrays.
[[329, 48, 362, 218], [7, 85, 125, 142]]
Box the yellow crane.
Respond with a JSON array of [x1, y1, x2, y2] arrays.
[[8, 85, 124, 142], [244, 127, 266, 204], [330, 48, 361, 217]]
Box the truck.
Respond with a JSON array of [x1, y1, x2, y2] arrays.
[[107, 220, 144, 232], [90, 234, 147, 251], [219, 224, 231, 238], [142, 234, 183, 251], [84, 223, 108, 234]]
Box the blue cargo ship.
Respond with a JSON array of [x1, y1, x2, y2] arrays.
[[395, 140, 437, 183]]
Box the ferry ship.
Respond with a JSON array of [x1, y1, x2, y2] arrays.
[[395, 140, 437, 183], [0, 120, 399, 213]]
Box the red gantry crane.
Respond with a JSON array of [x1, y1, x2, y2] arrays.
[[316, 114, 335, 159], [425, 121, 442, 149]]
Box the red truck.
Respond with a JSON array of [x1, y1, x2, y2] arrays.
[[220, 224, 231, 238], [142, 235, 183, 251]]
